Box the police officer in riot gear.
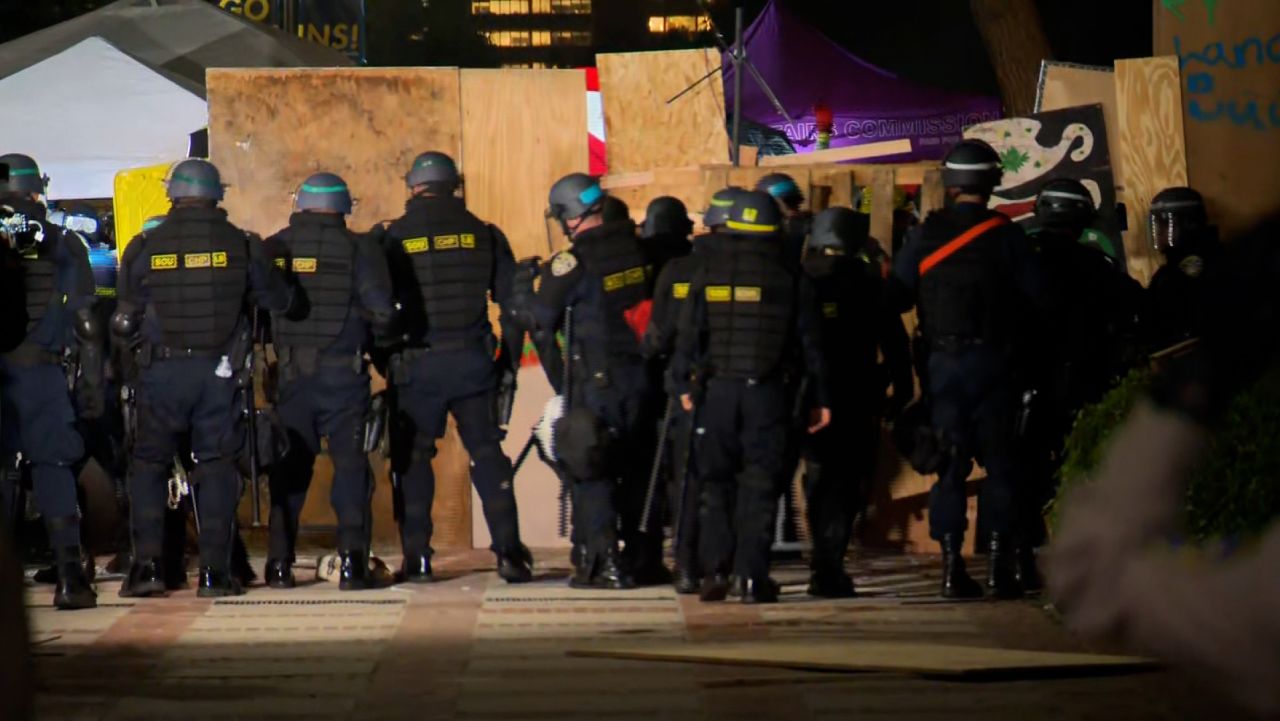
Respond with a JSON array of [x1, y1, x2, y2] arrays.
[[639, 196, 693, 279], [754, 172, 810, 262], [262, 173, 394, 590], [888, 139, 1049, 599], [671, 190, 831, 604], [0, 153, 102, 609], [534, 172, 661, 589], [644, 186, 739, 594], [1016, 179, 1142, 591], [1145, 186, 1221, 348], [802, 207, 912, 598], [114, 158, 292, 598], [380, 152, 531, 584]]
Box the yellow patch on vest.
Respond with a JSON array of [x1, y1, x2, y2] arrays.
[[212, 252, 228, 268], [434, 234, 459, 250], [274, 257, 286, 269], [603, 271, 626, 291], [705, 285, 731, 302], [95, 287, 117, 298], [292, 257, 318, 273], [822, 302, 839, 318], [151, 254, 178, 270], [184, 253, 211, 268], [624, 266, 646, 285], [402, 237, 429, 254], [672, 282, 690, 299], [461, 233, 476, 249], [734, 286, 762, 302]]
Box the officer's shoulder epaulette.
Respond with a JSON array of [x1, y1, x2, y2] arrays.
[[548, 249, 580, 277]]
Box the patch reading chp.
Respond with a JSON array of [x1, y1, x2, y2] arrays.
[[184, 253, 211, 268], [733, 286, 762, 302], [434, 234, 459, 250], [550, 251, 578, 277], [672, 282, 690, 299], [705, 285, 731, 302], [402, 237, 429, 254], [151, 254, 178, 270], [292, 257, 318, 273]]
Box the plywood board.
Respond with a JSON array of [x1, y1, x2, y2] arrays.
[[208, 67, 472, 549], [460, 69, 588, 261], [759, 138, 914, 167], [1037, 62, 1122, 185], [1154, 0, 1280, 235], [570, 640, 1155, 679], [605, 165, 710, 225], [869, 167, 896, 256], [597, 49, 729, 174], [1115, 56, 1188, 286]]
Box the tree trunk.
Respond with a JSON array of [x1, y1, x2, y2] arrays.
[[969, 0, 1054, 116]]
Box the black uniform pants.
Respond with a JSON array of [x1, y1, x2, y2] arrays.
[[268, 361, 372, 561], [0, 360, 85, 554], [395, 350, 519, 557], [128, 358, 243, 572], [803, 394, 877, 574], [696, 378, 790, 580], [926, 348, 1019, 542]]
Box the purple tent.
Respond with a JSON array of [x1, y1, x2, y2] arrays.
[[723, 0, 1003, 162]]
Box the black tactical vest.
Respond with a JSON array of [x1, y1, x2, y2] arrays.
[[572, 222, 652, 358], [916, 208, 1010, 347], [141, 206, 250, 351], [704, 237, 796, 379], [389, 197, 493, 350], [272, 214, 355, 352], [20, 247, 57, 338]]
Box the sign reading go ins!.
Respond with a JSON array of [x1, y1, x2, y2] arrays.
[[215, 0, 367, 64]]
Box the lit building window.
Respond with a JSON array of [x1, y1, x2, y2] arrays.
[[550, 0, 590, 14], [648, 15, 711, 34], [485, 30, 533, 46], [551, 30, 591, 45]]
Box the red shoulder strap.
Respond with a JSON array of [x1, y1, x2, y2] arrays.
[[918, 215, 1010, 277]]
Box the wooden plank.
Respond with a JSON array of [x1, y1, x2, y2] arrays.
[[605, 166, 707, 225], [969, 0, 1054, 116], [919, 168, 946, 217], [869, 167, 895, 257], [570, 640, 1155, 679], [460, 69, 588, 260], [1037, 62, 1122, 185], [759, 138, 914, 167], [738, 144, 760, 167], [207, 67, 473, 550], [1154, 0, 1280, 235], [1115, 56, 1188, 286], [597, 49, 729, 175]]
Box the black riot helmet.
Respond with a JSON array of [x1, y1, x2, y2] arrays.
[[641, 196, 693, 239], [808, 207, 870, 256], [1034, 178, 1096, 235], [703, 186, 743, 230], [754, 172, 804, 211], [941, 139, 1003, 194], [405, 151, 461, 195], [166, 159, 225, 202], [294, 172, 353, 215], [1149, 186, 1209, 256], [724, 190, 783, 237], [0, 153, 47, 197], [602, 196, 631, 223], [547, 173, 606, 236]]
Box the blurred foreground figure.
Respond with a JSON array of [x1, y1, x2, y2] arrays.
[[0, 527, 32, 721], [1049, 213, 1280, 717]]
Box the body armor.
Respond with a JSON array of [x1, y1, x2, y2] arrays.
[[915, 208, 1012, 348], [271, 214, 356, 352], [572, 223, 652, 360], [703, 237, 796, 380]]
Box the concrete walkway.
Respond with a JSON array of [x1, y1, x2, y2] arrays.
[[25, 550, 1240, 720]]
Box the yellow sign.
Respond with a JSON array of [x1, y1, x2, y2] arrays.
[[151, 254, 178, 270], [434, 235, 460, 250], [212, 252, 228, 268], [461, 233, 476, 248], [624, 267, 646, 285], [218, 0, 275, 24], [705, 285, 731, 302], [293, 257, 318, 273], [113, 162, 173, 260], [185, 253, 211, 268], [734, 286, 762, 302], [402, 237, 429, 254]]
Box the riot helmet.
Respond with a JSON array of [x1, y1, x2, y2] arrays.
[[941, 140, 1003, 194], [0, 153, 47, 197], [405, 151, 461, 195], [602, 196, 631, 223], [294, 172, 353, 215], [641, 196, 693, 239], [754, 172, 804, 211], [808, 206, 869, 256], [724, 190, 783, 237], [702, 186, 743, 230], [1034, 178, 1096, 236], [1149, 186, 1209, 256], [166, 159, 225, 202], [547, 173, 606, 236]]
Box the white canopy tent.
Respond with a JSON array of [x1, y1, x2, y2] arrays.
[[0, 36, 206, 200]]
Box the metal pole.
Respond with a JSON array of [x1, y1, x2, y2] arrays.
[[731, 6, 744, 167]]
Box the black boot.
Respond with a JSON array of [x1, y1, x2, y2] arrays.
[[496, 546, 534, 584], [399, 554, 434, 584], [119, 558, 167, 598], [940, 534, 983, 599], [265, 559, 296, 589], [33, 564, 58, 584], [1016, 545, 1043, 594], [673, 566, 700, 595], [231, 535, 257, 589], [987, 532, 1023, 600], [594, 547, 636, 590], [339, 549, 373, 591], [569, 545, 595, 589], [53, 549, 97, 610], [699, 573, 730, 602], [627, 535, 672, 587], [740, 576, 780, 605], [197, 567, 245, 598], [808, 569, 856, 599]]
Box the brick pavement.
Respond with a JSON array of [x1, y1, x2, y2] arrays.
[[22, 550, 1244, 721]]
